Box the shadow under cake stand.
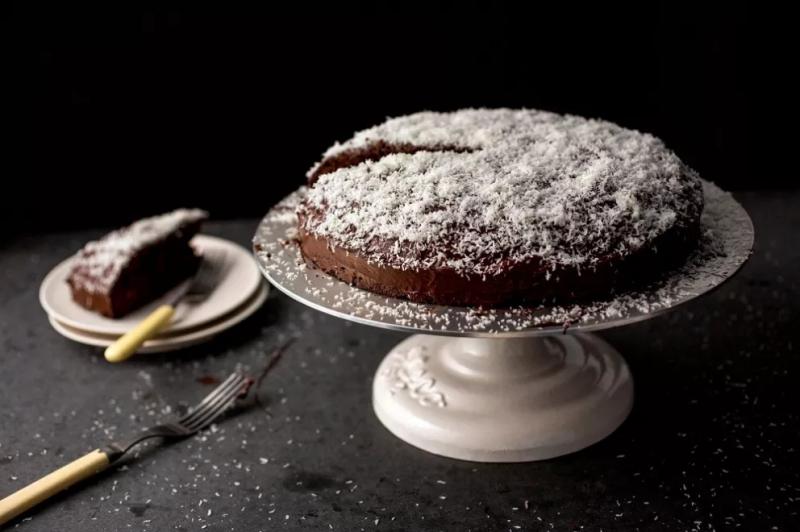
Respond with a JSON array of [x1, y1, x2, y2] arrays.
[[253, 181, 753, 462]]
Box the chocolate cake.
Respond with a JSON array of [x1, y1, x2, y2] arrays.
[[67, 209, 208, 318], [298, 109, 704, 307]]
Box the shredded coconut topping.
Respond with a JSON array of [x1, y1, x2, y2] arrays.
[[301, 109, 703, 275], [69, 208, 208, 293]]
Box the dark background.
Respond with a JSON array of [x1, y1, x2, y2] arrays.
[[2, 5, 798, 530], [4, 2, 792, 235]]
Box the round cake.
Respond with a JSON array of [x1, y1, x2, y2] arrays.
[[297, 109, 704, 307]]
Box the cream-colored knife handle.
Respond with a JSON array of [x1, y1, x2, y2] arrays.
[[104, 304, 175, 363], [0, 449, 110, 525]]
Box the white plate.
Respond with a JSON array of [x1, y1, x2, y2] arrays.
[[40, 235, 262, 336], [47, 282, 269, 353]]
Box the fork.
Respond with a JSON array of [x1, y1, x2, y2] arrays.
[[0, 372, 250, 526], [104, 249, 227, 363]]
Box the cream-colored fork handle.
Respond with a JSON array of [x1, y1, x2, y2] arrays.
[[0, 449, 110, 525], [104, 305, 175, 363]]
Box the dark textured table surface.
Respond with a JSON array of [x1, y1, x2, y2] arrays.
[[1, 191, 798, 531]]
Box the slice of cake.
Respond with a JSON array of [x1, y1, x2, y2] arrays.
[[67, 209, 208, 318]]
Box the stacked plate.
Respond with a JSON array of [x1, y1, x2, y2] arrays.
[[39, 235, 268, 353]]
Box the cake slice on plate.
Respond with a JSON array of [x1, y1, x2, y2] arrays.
[[67, 209, 208, 318]]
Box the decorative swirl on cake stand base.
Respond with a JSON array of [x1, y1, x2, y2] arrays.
[[373, 333, 633, 462], [380, 346, 447, 408]]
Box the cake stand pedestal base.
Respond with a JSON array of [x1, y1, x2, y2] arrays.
[[373, 333, 634, 462]]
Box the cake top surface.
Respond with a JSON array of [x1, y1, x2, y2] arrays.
[[69, 208, 208, 293], [301, 108, 703, 275]]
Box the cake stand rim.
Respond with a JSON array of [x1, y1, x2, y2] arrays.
[[252, 181, 754, 338]]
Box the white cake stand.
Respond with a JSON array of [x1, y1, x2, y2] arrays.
[[252, 181, 753, 462]]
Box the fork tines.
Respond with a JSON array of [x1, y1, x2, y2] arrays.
[[179, 372, 248, 432]]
